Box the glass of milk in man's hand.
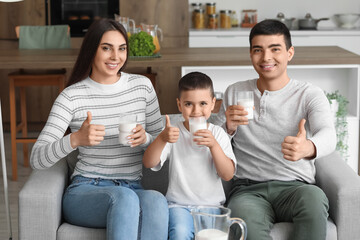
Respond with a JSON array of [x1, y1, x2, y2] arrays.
[[236, 91, 254, 120]]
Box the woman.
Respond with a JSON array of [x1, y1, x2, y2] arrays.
[[30, 18, 168, 239]]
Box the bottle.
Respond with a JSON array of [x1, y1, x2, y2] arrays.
[[206, 2, 216, 15], [208, 14, 218, 29], [190, 3, 202, 28], [194, 8, 205, 29], [220, 10, 232, 29]]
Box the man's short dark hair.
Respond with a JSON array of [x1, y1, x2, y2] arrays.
[[249, 19, 292, 50], [178, 72, 214, 98]]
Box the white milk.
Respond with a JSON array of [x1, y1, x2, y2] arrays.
[[189, 119, 207, 147], [118, 122, 136, 145], [195, 229, 228, 240], [237, 98, 254, 120]]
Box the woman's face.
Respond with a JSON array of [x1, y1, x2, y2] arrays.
[[90, 30, 127, 84]]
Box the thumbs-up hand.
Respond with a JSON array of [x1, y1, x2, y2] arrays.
[[159, 115, 179, 143], [70, 111, 106, 148], [281, 119, 316, 161]]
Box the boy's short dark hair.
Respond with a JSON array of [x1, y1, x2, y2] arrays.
[[249, 19, 292, 50], [178, 72, 214, 98]]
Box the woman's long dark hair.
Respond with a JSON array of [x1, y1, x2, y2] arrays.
[[66, 18, 129, 87]]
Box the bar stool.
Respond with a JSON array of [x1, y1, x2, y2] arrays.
[[9, 25, 70, 180], [9, 71, 66, 180]]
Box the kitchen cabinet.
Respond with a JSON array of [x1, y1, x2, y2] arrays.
[[182, 64, 360, 173], [189, 28, 360, 55]]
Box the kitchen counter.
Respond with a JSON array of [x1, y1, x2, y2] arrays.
[[0, 46, 360, 70], [190, 27, 360, 36]]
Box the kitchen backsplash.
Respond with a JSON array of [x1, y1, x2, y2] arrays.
[[189, 0, 360, 28]]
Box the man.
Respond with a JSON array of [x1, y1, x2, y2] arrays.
[[214, 19, 336, 240]]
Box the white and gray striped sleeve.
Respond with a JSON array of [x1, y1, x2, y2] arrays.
[[30, 91, 75, 169]]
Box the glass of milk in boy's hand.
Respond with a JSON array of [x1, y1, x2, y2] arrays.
[[236, 91, 254, 120], [118, 114, 137, 146], [189, 116, 207, 147]]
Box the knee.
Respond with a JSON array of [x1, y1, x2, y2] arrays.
[[138, 190, 169, 219], [295, 185, 329, 217], [169, 224, 194, 240], [110, 187, 140, 213]]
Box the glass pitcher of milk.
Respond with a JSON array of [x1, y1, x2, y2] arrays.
[[191, 206, 247, 240], [140, 23, 163, 54]]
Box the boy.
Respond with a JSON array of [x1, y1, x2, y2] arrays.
[[214, 20, 336, 240], [143, 72, 236, 240]]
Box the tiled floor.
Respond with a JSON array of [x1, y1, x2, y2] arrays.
[[0, 133, 33, 240]]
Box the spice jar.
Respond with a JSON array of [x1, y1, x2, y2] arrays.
[[208, 14, 218, 29], [206, 2, 216, 15], [194, 8, 205, 29], [220, 10, 232, 29], [190, 3, 202, 28]]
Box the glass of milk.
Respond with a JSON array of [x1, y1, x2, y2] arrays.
[[189, 116, 207, 147], [236, 91, 254, 120], [118, 114, 137, 146], [191, 206, 247, 240]]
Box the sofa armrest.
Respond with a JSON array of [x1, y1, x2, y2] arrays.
[[19, 159, 69, 240], [315, 151, 360, 240]]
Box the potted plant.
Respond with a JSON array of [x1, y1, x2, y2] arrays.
[[325, 90, 349, 162]]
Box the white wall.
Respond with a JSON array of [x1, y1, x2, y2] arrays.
[[189, 0, 360, 28]]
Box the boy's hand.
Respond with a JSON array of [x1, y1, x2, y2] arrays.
[[225, 105, 250, 134], [71, 111, 106, 148], [160, 115, 179, 143], [193, 129, 216, 148], [128, 124, 147, 147], [281, 119, 316, 161]]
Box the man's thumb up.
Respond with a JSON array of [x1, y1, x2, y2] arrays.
[[165, 114, 171, 128], [296, 119, 306, 138], [84, 111, 92, 125]]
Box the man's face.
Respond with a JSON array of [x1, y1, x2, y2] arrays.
[[250, 34, 294, 82]]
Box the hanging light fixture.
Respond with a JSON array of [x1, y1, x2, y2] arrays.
[[0, 0, 23, 2]]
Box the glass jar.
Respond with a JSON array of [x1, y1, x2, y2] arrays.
[[231, 11, 239, 27], [220, 10, 232, 29], [194, 8, 205, 29], [190, 3, 202, 28], [206, 2, 216, 15], [208, 14, 218, 29], [241, 9, 258, 28]]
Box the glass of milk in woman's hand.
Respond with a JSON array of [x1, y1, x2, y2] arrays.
[[118, 115, 137, 146], [189, 116, 207, 147], [236, 91, 254, 120]]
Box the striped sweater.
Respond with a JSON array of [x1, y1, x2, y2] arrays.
[[30, 73, 163, 180]]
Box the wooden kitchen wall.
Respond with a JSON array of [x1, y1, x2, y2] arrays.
[[120, 0, 189, 114], [0, 0, 46, 39], [0, 0, 48, 130], [0, 0, 188, 130]]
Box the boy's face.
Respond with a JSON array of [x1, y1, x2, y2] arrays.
[[250, 34, 294, 83], [177, 88, 216, 123]]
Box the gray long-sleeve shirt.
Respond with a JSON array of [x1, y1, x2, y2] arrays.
[[213, 79, 336, 184]]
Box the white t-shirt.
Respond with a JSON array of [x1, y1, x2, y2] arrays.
[[152, 121, 236, 206]]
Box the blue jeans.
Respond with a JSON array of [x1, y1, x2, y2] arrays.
[[168, 206, 195, 240], [62, 176, 169, 240]]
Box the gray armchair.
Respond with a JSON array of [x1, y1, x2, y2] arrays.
[[19, 146, 360, 239]]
